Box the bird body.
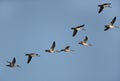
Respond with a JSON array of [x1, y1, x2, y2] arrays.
[[45, 49, 55, 53], [79, 41, 89, 46]]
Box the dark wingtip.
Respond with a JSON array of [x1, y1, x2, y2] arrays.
[[82, 24, 85, 26], [27, 62, 30, 64], [67, 46, 70, 47], [104, 28, 106, 31], [27, 60, 30, 64], [72, 34, 76, 37], [98, 10, 102, 13]]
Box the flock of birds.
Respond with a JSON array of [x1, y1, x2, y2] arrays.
[[6, 2, 119, 68]]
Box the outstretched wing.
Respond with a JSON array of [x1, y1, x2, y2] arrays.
[[79, 24, 85, 27], [50, 41, 55, 50], [104, 27, 109, 31], [103, 3, 111, 5], [98, 7, 104, 13], [110, 16, 116, 25], [12, 57, 16, 64], [27, 56, 32, 64], [84, 36, 88, 42], [72, 30, 77, 37], [65, 46, 70, 49]]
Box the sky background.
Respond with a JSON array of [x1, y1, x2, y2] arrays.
[[0, 0, 120, 81]]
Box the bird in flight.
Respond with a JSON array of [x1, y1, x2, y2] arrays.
[[25, 53, 40, 64], [6, 57, 20, 68], [45, 41, 58, 53], [78, 36, 92, 46], [104, 16, 119, 31], [59, 46, 74, 52], [71, 24, 85, 37], [98, 3, 111, 13]]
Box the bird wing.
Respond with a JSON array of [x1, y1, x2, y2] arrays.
[[103, 3, 111, 5], [104, 27, 109, 31], [110, 16, 116, 25], [73, 30, 77, 37], [98, 7, 104, 13], [27, 56, 32, 64], [79, 24, 85, 27], [50, 41, 55, 50], [65, 46, 70, 49], [12, 57, 16, 64], [84, 36, 88, 42]]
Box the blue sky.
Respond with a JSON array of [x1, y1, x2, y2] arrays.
[[0, 0, 120, 81]]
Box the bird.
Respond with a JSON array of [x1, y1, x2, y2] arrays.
[[6, 57, 20, 68], [78, 36, 92, 46], [59, 46, 74, 52], [25, 53, 40, 64], [71, 24, 85, 37], [104, 16, 119, 31], [45, 41, 57, 53], [98, 3, 111, 13]]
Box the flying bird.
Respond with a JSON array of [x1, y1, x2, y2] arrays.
[[59, 46, 74, 52], [104, 16, 119, 31], [71, 24, 85, 37], [45, 41, 57, 53], [25, 53, 40, 64], [78, 36, 92, 46], [98, 3, 111, 13], [6, 57, 20, 68]]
